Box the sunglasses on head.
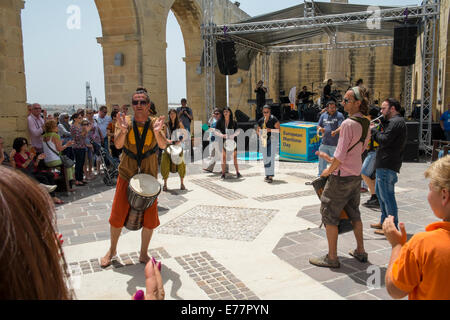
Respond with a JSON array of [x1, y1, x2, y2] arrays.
[[132, 100, 147, 106]]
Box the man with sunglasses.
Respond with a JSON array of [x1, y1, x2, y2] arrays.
[[27, 103, 46, 153], [309, 86, 370, 269], [101, 88, 167, 268]]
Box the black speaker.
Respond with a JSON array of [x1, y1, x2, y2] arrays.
[[406, 121, 420, 143], [216, 40, 238, 75], [235, 109, 250, 122], [403, 142, 419, 162], [393, 25, 418, 66]]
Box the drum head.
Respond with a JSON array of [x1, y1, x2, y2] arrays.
[[129, 174, 161, 197], [168, 144, 182, 156]]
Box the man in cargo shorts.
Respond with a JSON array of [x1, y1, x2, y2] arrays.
[[309, 86, 371, 268]]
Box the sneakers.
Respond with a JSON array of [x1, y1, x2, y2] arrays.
[[40, 183, 57, 193], [362, 196, 380, 209], [309, 254, 340, 268]]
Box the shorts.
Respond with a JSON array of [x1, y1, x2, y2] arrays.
[[109, 175, 160, 230], [320, 174, 362, 226], [361, 151, 376, 179]]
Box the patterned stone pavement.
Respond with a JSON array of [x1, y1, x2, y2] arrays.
[[57, 159, 436, 300]]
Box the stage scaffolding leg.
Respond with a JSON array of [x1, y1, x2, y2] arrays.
[[404, 65, 413, 118], [202, 0, 215, 121], [419, 0, 438, 157]]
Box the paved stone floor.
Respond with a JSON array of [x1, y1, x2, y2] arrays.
[[56, 158, 435, 300]]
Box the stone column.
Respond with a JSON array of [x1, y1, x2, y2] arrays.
[[0, 0, 28, 147], [97, 35, 141, 111]]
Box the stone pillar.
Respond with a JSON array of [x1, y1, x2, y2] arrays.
[[184, 55, 205, 122], [0, 0, 27, 148], [97, 35, 141, 111]]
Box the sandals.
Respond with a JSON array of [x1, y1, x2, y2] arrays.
[[370, 223, 382, 230], [163, 185, 168, 192], [374, 229, 385, 235], [349, 250, 368, 263]]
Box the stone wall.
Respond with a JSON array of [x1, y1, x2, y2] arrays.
[[0, 0, 27, 148]]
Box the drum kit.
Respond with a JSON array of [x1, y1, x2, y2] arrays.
[[165, 143, 183, 172]]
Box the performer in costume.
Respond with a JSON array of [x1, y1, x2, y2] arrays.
[[257, 105, 280, 183], [160, 109, 187, 191], [101, 88, 168, 268]]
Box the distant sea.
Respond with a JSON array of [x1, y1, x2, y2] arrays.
[[42, 103, 181, 115]]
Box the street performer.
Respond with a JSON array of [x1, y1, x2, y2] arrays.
[[101, 88, 168, 268]]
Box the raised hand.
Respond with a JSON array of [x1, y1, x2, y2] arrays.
[[117, 112, 128, 132], [153, 116, 165, 133], [383, 216, 407, 247]]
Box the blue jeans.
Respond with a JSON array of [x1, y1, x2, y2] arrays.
[[262, 140, 275, 177], [318, 144, 336, 176], [375, 168, 398, 227], [361, 151, 376, 178]]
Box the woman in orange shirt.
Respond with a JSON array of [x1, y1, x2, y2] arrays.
[[383, 155, 450, 300]]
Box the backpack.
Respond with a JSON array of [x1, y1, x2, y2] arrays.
[[347, 116, 370, 152]]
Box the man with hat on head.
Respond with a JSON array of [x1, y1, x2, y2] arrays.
[[101, 87, 168, 268], [316, 100, 345, 176]]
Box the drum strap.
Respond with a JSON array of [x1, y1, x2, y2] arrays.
[[122, 144, 159, 163], [132, 119, 150, 170]]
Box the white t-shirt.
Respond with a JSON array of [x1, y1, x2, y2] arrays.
[[94, 114, 112, 138]]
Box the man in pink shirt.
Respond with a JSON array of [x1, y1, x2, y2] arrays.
[[309, 87, 371, 268], [27, 103, 45, 153]]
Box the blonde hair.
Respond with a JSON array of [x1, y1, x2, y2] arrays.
[[44, 119, 57, 134], [425, 155, 450, 191]]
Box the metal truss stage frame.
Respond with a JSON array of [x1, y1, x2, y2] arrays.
[[201, 0, 440, 155]]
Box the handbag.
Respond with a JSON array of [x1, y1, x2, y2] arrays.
[[45, 141, 74, 167]]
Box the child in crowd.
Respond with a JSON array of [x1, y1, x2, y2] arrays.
[[383, 155, 450, 300]]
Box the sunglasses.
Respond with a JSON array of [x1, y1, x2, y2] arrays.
[[132, 100, 147, 106], [214, 112, 220, 115], [343, 98, 351, 104], [263, 111, 269, 114]]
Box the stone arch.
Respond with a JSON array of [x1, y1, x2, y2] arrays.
[[167, 0, 213, 122], [94, 0, 142, 110]]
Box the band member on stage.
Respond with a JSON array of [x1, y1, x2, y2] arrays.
[[101, 88, 167, 268], [322, 79, 333, 107], [161, 109, 186, 192], [309, 86, 370, 268], [255, 80, 267, 120], [257, 105, 280, 183], [215, 107, 242, 179], [297, 86, 314, 121]]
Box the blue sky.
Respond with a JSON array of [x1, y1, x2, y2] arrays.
[[22, 0, 418, 105]]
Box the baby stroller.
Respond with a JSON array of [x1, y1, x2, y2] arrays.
[[90, 140, 119, 186]]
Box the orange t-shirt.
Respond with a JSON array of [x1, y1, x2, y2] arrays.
[[391, 221, 450, 300]]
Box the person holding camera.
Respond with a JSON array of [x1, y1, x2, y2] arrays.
[[176, 98, 193, 133]]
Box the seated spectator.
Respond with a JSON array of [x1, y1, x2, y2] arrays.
[[42, 119, 75, 191], [383, 155, 450, 300], [0, 165, 165, 300], [12, 137, 63, 204]]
